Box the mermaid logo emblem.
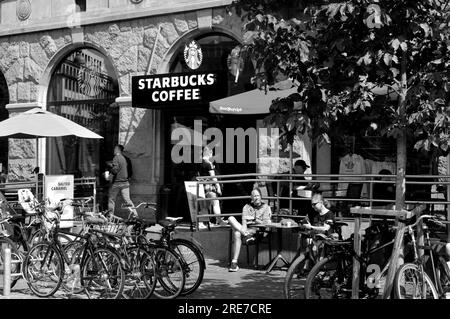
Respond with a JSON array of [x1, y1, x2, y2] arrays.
[[184, 40, 203, 70]]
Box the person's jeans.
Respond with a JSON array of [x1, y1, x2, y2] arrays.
[[108, 181, 137, 216]]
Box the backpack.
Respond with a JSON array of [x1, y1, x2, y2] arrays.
[[124, 155, 133, 179]]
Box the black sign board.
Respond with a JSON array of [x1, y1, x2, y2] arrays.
[[131, 71, 226, 109]]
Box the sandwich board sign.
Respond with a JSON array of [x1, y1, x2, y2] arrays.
[[44, 175, 74, 228]]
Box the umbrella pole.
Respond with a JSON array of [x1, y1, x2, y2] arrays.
[[35, 137, 39, 200], [289, 143, 293, 214]]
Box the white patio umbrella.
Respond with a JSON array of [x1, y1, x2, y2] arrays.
[[0, 107, 103, 139], [209, 86, 299, 115], [0, 107, 103, 193]]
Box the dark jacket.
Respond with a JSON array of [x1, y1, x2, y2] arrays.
[[110, 153, 129, 183]]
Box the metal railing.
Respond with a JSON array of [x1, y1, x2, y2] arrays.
[[193, 173, 450, 231], [0, 177, 97, 214], [2, 248, 22, 297]]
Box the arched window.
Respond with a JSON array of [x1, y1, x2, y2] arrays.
[[46, 48, 119, 178]]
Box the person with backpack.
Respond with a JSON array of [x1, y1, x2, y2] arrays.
[[107, 144, 137, 217]]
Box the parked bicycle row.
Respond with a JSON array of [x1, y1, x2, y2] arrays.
[[284, 211, 450, 299], [0, 189, 205, 299]]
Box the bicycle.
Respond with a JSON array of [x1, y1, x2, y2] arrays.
[[22, 203, 126, 299], [304, 220, 396, 299], [86, 217, 157, 299], [0, 198, 71, 290], [124, 202, 206, 296], [284, 220, 349, 299], [118, 203, 187, 299], [393, 214, 449, 299]]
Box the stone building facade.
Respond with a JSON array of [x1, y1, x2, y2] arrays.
[[0, 0, 246, 210]]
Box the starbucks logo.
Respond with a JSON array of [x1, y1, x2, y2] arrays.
[[17, 0, 31, 21], [183, 40, 203, 70]]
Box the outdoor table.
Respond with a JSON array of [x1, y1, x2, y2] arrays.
[[251, 222, 301, 273]]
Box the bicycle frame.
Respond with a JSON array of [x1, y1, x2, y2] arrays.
[[406, 221, 450, 298]]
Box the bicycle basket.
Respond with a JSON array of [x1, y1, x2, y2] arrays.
[[93, 214, 126, 234]]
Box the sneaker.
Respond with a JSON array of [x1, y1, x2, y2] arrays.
[[229, 262, 239, 272], [198, 223, 208, 230], [216, 218, 229, 226]]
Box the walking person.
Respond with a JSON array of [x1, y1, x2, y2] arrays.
[[227, 188, 272, 272], [107, 144, 137, 217]]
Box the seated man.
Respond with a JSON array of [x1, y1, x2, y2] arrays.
[[302, 192, 337, 236], [227, 188, 272, 272], [297, 192, 338, 274]]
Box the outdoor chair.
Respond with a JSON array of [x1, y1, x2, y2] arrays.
[[228, 227, 272, 269]]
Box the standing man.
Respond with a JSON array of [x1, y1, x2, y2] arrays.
[[292, 159, 315, 215], [108, 144, 137, 217]]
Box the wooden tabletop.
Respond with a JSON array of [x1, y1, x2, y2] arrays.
[[249, 222, 301, 229]]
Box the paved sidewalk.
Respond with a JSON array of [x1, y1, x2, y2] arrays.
[[0, 258, 293, 299]]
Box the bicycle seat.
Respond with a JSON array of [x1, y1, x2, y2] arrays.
[[165, 217, 183, 222], [158, 219, 178, 229], [126, 217, 155, 227], [314, 233, 329, 240], [324, 239, 353, 246]]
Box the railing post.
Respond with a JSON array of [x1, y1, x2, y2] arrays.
[[3, 248, 10, 297], [352, 215, 361, 299]]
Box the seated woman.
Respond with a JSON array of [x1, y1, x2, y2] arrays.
[[227, 188, 272, 272]]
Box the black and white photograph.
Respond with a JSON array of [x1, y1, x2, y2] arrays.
[[0, 0, 449, 315]]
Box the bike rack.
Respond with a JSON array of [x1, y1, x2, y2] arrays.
[[2, 248, 24, 297], [350, 205, 425, 299]]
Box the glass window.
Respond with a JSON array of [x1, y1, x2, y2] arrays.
[[46, 48, 119, 179]]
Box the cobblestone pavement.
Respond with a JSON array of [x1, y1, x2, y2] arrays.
[[0, 258, 295, 299], [184, 259, 289, 299]]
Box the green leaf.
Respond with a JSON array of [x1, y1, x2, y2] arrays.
[[400, 42, 408, 51], [419, 23, 431, 37], [363, 52, 372, 65], [414, 139, 425, 150], [435, 98, 445, 106], [327, 3, 340, 19], [383, 53, 392, 66], [390, 67, 399, 77], [391, 38, 400, 51]]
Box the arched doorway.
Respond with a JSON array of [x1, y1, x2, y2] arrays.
[[46, 48, 119, 207], [161, 32, 256, 220], [0, 72, 9, 178]]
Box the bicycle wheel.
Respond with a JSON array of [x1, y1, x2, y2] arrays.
[[81, 247, 125, 299], [23, 242, 64, 297], [394, 263, 439, 299], [305, 255, 352, 299], [151, 247, 185, 299], [284, 253, 307, 299], [122, 246, 156, 299], [171, 239, 205, 296], [0, 237, 22, 290], [436, 257, 450, 296]]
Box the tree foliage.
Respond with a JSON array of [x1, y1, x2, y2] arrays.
[[228, 0, 450, 153]]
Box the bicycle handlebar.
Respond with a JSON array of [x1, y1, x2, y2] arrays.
[[402, 214, 440, 229], [60, 196, 94, 206], [122, 202, 157, 210]]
